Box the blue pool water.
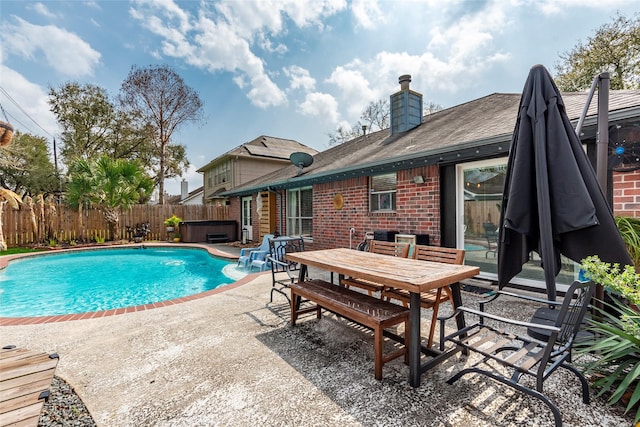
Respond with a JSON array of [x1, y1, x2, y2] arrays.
[[464, 243, 486, 251], [0, 247, 245, 317]]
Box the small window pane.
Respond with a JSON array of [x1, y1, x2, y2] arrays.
[[370, 173, 396, 211], [371, 173, 396, 192]]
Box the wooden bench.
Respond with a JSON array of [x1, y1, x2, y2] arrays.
[[206, 233, 229, 243], [289, 279, 410, 380], [0, 345, 59, 427]]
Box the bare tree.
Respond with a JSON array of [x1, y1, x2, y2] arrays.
[[360, 99, 390, 131], [327, 124, 362, 146], [120, 65, 203, 204], [423, 101, 443, 116]]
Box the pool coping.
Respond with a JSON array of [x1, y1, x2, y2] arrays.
[[0, 243, 260, 326]]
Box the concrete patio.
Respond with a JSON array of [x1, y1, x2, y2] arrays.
[[1, 252, 633, 426]]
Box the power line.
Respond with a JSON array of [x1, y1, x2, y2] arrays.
[[0, 86, 53, 138], [1, 108, 39, 136]]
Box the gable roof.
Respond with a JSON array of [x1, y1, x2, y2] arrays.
[[179, 186, 204, 204], [225, 90, 640, 196], [196, 135, 318, 172]]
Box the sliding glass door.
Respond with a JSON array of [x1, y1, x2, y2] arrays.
[[456, 159, 576, 287]]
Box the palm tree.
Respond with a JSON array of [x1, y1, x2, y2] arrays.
[[66, 159, 95, 242], [67, 156, 153, 241], [0, 188, 22, 251]]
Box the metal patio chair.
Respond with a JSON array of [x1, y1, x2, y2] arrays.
[[483, 222, 498, 258], [267, 236, 306, 304], [439, 280, 595, 427]]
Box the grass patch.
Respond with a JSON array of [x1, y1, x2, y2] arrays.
[[0, 247, 47, 256]]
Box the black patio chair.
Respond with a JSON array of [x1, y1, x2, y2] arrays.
[[267, 236, 307, 304], [483, 222, 498, 258], [439, 280, 595, 427]]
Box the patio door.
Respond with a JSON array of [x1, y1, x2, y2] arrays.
[[456, 159, 506, 279], [456, 158, 576, 288], [241, 196, 253, 241]]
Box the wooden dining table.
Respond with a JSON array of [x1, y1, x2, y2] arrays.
[[285, 247, 480, 388]]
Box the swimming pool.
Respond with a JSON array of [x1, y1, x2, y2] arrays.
[[464, 243, 486, 251], [0, 247, 244, 317]]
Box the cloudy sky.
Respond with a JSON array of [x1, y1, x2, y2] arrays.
[[0, 0, 637, 195]]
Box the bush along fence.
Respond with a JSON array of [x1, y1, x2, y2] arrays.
[[2, 203, 228, 248]]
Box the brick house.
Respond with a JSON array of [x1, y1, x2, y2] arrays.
[[197, 135, 318, 241], [224, 75, 640, 288]]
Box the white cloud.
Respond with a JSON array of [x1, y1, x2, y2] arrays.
[[299, 92, 339, 123], [1, 17, 101, 77], [0, 66, 58, 139], [319, 0, 513, 125], [533, 0, 634, 15], [285, 66, 316, 91], [246, 74, 287, 108], [129, 0, 348, 109], [277, 0, 347, 28], [131, 0, 192, 33], [28, 2, 57, 19], [326, 65, 379, 117], [130, 0, 288, 108], [351, 0, 385, 29], [257, 33, 288, 55]]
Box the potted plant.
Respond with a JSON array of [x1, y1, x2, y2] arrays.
[[164, 215, 182, 232], [173, 233, 181, 243], [577, 255, 640, 424]]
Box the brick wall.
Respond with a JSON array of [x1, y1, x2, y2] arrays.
[[613, 170, 640, 217], [311, 165, 441, 250], [228, 166, 638, 247]]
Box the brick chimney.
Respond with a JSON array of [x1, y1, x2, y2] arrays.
[[390, 74, 423, 135]]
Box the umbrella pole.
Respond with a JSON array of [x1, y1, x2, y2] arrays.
[[595, 73, 610, 313]]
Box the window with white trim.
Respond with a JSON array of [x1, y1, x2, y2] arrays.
[[370, 173, 396, 212], [214, 162, 230, 185], [287, 187, 312, 237]]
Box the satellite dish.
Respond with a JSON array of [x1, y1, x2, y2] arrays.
[[289, 152, 314, 176], [608, 124, 640, 173]]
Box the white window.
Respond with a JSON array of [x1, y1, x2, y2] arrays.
[[287, 187, 312, 237], [370, 173, 396, 212], [214, 162, 230, 185]]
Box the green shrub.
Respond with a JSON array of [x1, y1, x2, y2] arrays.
[[578, 255, 640, 423], [577, 296, 640, 424], [615, 216, 640, 268]]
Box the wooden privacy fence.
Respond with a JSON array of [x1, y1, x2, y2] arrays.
[[2, 203, 229, 248]]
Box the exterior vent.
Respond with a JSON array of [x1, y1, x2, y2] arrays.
[[390, 74, 423, 135]]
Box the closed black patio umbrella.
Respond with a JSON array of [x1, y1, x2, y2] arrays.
[[497, 64, 631, 301]]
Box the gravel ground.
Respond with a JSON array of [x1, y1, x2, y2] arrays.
[[6, 268, 633, 426], [39, 376, 96, 426]]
